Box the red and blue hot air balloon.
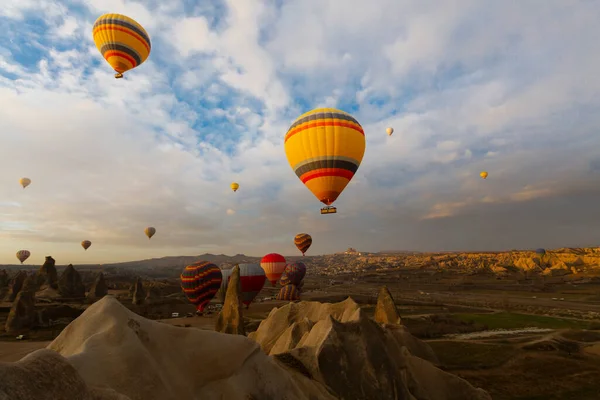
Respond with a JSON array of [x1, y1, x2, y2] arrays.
[[280, 262, 307, 286]]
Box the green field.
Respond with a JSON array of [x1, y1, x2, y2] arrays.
[[453, 312, 597, 330]]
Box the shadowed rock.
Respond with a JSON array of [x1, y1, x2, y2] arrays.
[[87, 273, 108, 303], [0, 269, 8, 299], [0, 349, 129, 399], [38, 256, 58, 290], [374, 286, 401, 325], [6, 271, 27, 302], [132, 278, 145, 305], [215, 265, 245, 335], [144, 284, 161, 305], [5, 274, 38, 334], [58, 264, 86, 298], [250, 296, 487, 400]]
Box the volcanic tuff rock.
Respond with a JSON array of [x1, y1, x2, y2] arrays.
[[87, 272, 108, 302], [58, 264, 86, 298], [0, 349, 129, 400], [131, 277, 145, 305], [6, 271, 27, 302], [249, 297, 485, 400], [5, 274, 38, 334], [215, 265, 245, 335], [44, 296, 336, 399], [374, 285, 401, 325], [38, 256, 58, 290]]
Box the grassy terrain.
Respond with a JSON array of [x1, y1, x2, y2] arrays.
[[453, 312, 598, 330], [428, 341, 517, 370]]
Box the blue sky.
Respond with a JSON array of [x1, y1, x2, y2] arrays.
[[1, 0, 600, 265]]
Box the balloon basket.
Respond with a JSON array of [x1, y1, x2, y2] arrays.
[[320, 206, 337, 215]]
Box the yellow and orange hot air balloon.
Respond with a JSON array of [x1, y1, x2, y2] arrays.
[[230, 182, 239, 192], [480, 171, 488, 179], [19, 177, 31, 189], [16, 250, 30, 264], [284, 108, 366, 214], [81, 240, 92, 250], [92, 13, 151, 79], [144, 226, 156, 239], [294, 233, 312, 256]]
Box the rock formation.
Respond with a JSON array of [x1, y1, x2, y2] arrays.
[[131, 278, 145, 305], [38, 256, 59, 290], [5, 274, 38, 334], [374, 285, 401, 325], [144, 284, 161, 305], [0, 349, 128, 400], [44, 296, 336, 399], [58, 264, 86, 298], [87, 272, 108, 303], [249, 297, 487, 399], [0, 269, 8, 299], [6, 271, 27, 302], [215, 265, 245, 335]]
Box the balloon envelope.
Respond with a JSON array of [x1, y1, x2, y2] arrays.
[[230, 182, 239, 192], [276, 284, 300, 301], [284, 108, 366, 206], [260, 253, 286, 286], [19, 178, 31, 189], [218, 264, 266, 306], [144, 227, 156, 239], [16, 250, 30, 264], [81, 240, 92, 250], [480, 171, 488, 179], [92, 13, 151, 78], [386, 127, 393, 136], [294, 233, 312, 255], [180, 261, 222, 312], [535, 248, 546, 255], [280, 262, 307, 286]]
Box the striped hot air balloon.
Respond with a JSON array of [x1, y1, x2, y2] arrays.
[[294, 233, 312, 255], [180, 261, 222, 312], [81, 240, 92, 250], [284, 108, 366, 213], [276, 284, 300, 301], [16, 250, 30, 264], [218, 264, 266, 308], [260, 253, 286, 286], [279, 262, 306, 286], [92, 13, 151, 79]]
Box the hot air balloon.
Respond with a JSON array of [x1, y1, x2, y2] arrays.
[[260, 253, 286, 286], [218, 264, 266, 308], [144, 227, 156, 239], [276, 284, 300, 301], [230, 182, 239, 192], [535, 248, 546, 255], [81, 240, 92, 250], [280, 262, 307, 286], [92, 13, 151, 79], [19, 178, 31, 189], [180, 261, 222, 313], [294, 233, 312, 256], [480, 171, 488, 179], [386, 127, 394, 136], [284, 108, 366, 214], [16, 250, 30, 264]]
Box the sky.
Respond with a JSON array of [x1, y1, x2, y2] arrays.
[[1, 0, 600, 265]]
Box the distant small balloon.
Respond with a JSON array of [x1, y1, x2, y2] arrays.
[[480, 171, 488, 179], [230, 182, 239, 192], [81, 240, 92, 250], [19, 178, 31, 189], [386, 127, 394, 136], [16, 250, 30, 264], [145, 227, 156, 239]]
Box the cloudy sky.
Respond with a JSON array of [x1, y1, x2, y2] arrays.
[[1, 0, 599, 265]]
